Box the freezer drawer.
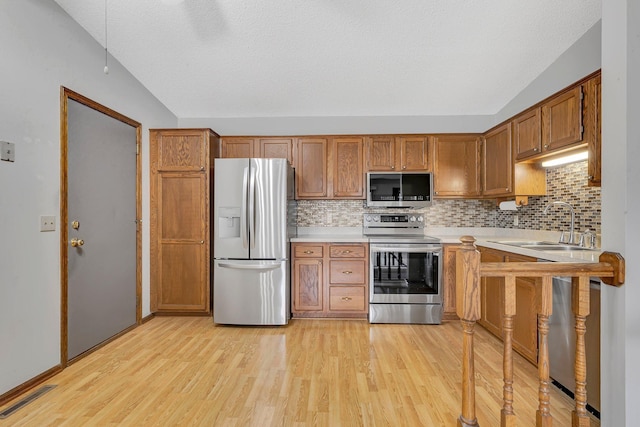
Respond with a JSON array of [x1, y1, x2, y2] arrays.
[[213, 260, 290, 325]]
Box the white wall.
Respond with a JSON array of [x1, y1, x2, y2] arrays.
[[0, 0, 176, 395], [601, 1, 640, 425]]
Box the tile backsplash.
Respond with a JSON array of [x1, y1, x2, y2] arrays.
[[296, 160, 601, 235]]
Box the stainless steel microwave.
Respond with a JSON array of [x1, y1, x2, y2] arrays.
[[366, 172, 433, 208]]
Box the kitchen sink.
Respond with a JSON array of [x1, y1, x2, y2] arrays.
[[520, 244, 598, 252], [489, 240, 556, 247], [489, 240, 598, 252]]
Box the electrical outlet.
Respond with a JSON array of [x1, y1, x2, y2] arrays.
[[40, 216, 56, 232], [513, 214, 519, 227], [1, 141, 15, 162]]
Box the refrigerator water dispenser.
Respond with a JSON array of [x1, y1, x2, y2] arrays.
[[218, 207, 241, 238]]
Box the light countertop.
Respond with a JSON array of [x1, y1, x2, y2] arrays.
[[292, 227, 602, 263]]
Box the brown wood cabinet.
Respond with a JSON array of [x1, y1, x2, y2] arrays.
[[586, 74, 601, 186], [432, 135, 481, 197], [331, 137, 365, 198], [442, 244, 460, 320], [478, 248, 504, 338], [513, 108, 542, 160], [365, 135, 431, 171], [220, 137, 294, 164], [292, 242, 368, 318], [295, 138, 329, 198], [150, 128, 219, 315], [506, 253, 539, 364], [541, 86, 584, 153], [477, 247, 539, 365], [482, 124, 513, 197]]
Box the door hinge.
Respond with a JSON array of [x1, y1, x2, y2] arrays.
[[136, 143, 140, 155]]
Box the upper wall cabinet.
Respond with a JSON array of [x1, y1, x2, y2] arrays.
[[541, 86, 584, 152], [513, 108, 542, 160], [482, 124, 513, 197], [585, 74, 601, 186], [295, 137, 329, 199], [365, 135, 431, 172], [432, 135, 481, 198], [331, 137, 365, 199], [220, 137, 294, 164]]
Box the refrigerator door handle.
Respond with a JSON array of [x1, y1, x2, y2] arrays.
[[241, 166, 249, 249], [248, 164, 256, 250], [218, 261, 281, 272]]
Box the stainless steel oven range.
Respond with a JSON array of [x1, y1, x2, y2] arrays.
[[364, 213, 442, 324]]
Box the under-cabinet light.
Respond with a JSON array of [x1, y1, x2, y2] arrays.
[[541, 151, 588, 168]]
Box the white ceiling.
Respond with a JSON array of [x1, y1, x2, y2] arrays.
[[53, 0, 601, 119]]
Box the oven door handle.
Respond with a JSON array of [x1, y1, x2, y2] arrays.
[[370, 245, 441, 253]]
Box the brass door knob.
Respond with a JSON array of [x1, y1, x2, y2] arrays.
[[70, 238, 84, 247]]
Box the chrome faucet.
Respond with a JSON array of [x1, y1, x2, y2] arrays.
[[543, 201, 576, 244]]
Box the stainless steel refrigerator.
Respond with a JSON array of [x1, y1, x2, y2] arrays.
[[213, 158, 295, 325]]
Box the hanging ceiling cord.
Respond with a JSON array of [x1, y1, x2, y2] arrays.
[[104, 0, 109, 74]]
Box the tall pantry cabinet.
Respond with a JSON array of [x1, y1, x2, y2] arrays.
[[150, 129, 219, 314]]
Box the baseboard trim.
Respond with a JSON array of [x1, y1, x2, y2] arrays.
[[141, 313, 155, 324], [0, 365, 62, 408]]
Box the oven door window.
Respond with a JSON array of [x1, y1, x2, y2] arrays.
[[371, 247, 441, 303]]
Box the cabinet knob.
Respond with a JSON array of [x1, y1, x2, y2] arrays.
[[341, 297, 352, 301], [200, 240, 205, 244], [342, 271, 352, 274], [200, 166, 205, 171], [588, 175, 594, 180], [533, 148, 539, 152], [390, 165, 395, 170], [343, 250, 351, 254], [303, 250, 314, 254], [402, 165, 407, 169], [544, 144, 549, 149]]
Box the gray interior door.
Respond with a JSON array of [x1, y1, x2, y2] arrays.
[[67, 99, 137, 360]]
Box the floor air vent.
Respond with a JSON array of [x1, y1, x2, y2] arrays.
[[0, 385, 56, 419]]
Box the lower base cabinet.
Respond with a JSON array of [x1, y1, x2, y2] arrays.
[[292, 242, 369, 318], [478, 247, 539, 365]]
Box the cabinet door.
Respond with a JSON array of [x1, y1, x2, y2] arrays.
[[442, 245, 459, 320], [154, 172, 209, 312], [398, 136, 430, 171], [154, 130, 208, 171], [332, 137, 364, 198], [295, 138, 328, 198], [292, 258, 324, 312], [433, 135, 481, 197], [257, 138, 293, 164], [221, 138, 255, 158], [483, 124, 513, 196], [542, 86, 584, 152], [366, 136, 396, 171], [479, 249, 504, 338], [586, 74, 601, 186], [514, 108, 542, 160], [507, 253, 539, 365]]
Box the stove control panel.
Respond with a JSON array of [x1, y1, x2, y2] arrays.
[[363, 213, 424, 228]]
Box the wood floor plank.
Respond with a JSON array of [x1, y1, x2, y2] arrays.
[[0, 317, 599, 426]]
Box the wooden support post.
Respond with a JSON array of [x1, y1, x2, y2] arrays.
[[456, 236, 481, 427], [501, 275, 516, 427], [572, 276, 591, 427], [536, 276, 553, 427]]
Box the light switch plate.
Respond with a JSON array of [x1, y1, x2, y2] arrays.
[[1, 141, 15, 162], [40, 216, 56, 232]]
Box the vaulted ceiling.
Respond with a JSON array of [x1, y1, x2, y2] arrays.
[[53, 0, 601, 119]]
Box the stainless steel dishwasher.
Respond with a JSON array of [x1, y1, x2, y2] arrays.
[[545, 273, 601, 416]]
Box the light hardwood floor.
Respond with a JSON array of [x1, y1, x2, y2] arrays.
[[0, 317, 598, 426]]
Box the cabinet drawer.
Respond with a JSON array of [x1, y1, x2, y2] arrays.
[[329, 286, 366, 312], [294, 245, 324, 258], [329, 260, 366, 284], [329, 244, 366, 258]]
